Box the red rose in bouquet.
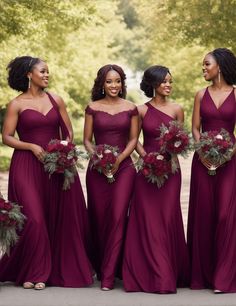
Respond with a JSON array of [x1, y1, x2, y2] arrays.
[[195, 128, 234, 175], [90, 144, 119, 183], [136, 152, 178, 188], [44, 139, 88, 190], [0, 195, 26, 255], [157, 120, 192, 157]]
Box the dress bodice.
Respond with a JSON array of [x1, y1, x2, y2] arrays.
[[85, 105, 138, 151], [17, 108, 60, 148], [16, 93, 68, 148], [200, 88, 236, 141], [142, 102, 173, 153]]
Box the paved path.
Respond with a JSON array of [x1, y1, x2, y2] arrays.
[[1, 156, 236, 306]]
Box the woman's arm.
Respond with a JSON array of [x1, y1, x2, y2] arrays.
[[111, 109, 139, 175], [192, 90, 203, 143], [83, 112, 95, 154], [136, 105, 148, 157], [175, 104, 184, 123], [2, 100, 45, 161], [192, 89, 214, 169]]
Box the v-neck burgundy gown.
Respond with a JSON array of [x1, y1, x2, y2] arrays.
[[122, 102, 189, 293], [0, 93, 93, 287], [85, 105, 138, 289], [187, 88, 236, 292]]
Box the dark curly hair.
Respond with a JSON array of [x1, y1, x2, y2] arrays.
[[209, 48, 236, 85], [91, 64, 127, 101], [7, 56, 42, 92], [140, 65, 171, 98]]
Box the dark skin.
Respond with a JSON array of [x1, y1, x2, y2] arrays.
[[83, 70, 138, 175], [192, 53, 236, 170], [137, 73, 184, 158], [2, 61, 73, 163], [2, 60, 73, 290]]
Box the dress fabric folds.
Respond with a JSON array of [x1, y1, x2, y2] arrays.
[[85, 106, 138, 289], [187, 88, 236, 292], [123, 102, 189, 293], [0, 93, 93, 287]]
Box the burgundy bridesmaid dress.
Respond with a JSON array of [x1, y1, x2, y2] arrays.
[[188, 88, 236, 292], [85, 105, 138, 289], [122, 102, 189, 293], [0, 93, 93, 287]]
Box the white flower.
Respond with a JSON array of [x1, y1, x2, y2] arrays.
[[104, 149, 112, 154], [156, 154, 164, 160], [60, 140, 68, 146], [215, 134, 223, 140], [174, 141, 181, 148]]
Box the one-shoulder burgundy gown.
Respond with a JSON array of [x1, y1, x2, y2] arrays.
[[122, 102, 189, 293], [0, 93, 93, 287], [188, 88, 236, 292]]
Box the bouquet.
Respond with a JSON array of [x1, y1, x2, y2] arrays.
[[44, 139, 88, 190], [157, 120, 191, 158], [195, 129, 234, 175], [136, 152, 178, 188], [0, 194, 26, 255], [90, 144, 119, 183]]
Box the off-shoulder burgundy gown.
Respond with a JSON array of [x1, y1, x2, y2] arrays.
[[122, 102, 189, 293], [0, 93, 93, 287], [188, 88, 236, 292], [85, 105, 138, 289]]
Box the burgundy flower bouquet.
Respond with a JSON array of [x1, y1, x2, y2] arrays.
[[0, 194, 26, 255], [90, 144, 119, 183], [157, 120, 191, 158], [44, 139, 88, 190], [195, 128, 234, 175], [136, 152, 178, 188]]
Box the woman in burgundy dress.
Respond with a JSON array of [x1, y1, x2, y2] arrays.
[[122, 65, 189, 293], [187, 48, 236, 293], [0, 56, 93, 289], [83, 64, 138, 290]]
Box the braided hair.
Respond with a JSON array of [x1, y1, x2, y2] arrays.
[[210, 48, 236, 85]]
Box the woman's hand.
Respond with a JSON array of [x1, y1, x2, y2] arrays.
[[30, 144, 45, 163], [110, 156, 122, 175]]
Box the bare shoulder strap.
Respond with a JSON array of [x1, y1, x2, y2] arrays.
[[46, 92, 69, 139]]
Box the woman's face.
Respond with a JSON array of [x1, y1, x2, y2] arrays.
[[202, 53, 219, 81], [155, 73, 172, 97], [28, 61, 49, 89], [104, 70, 122, 97]]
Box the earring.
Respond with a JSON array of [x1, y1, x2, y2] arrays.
[[102, 88, 104, 95], [218, 70, 221, 84], [28, 77, 31, 89], [153, 87, 155, 97]]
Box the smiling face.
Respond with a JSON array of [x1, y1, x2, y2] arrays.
[[155, 73, 172, 97], [28, 61, 49, 89], [202, 53, 220, 81], [104, 70, 122, 97]]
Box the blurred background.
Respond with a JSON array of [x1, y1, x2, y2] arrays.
[[0, 0, 235, 171]]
